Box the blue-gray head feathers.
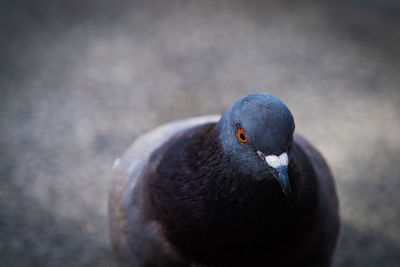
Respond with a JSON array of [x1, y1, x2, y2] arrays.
[[217, 93, 295, 195]]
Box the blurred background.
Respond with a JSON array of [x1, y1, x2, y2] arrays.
[[1, 0, 399, 266]]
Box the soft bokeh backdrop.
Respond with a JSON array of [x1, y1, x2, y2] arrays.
[[1, 0, 399, 266]]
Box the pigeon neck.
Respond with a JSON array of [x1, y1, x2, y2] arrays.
[[150, 123, 292, 230]]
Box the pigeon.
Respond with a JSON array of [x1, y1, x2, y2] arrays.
[[108, 93, 339, 267]]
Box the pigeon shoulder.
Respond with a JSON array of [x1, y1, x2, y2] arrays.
[[293, 133, 339, 219], [108, 115, 220, 266], [293, 133, 340, 266]]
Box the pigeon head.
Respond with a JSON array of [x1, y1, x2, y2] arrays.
[[217, 93, 295, 195]]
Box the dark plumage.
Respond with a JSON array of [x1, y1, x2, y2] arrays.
[[108, 93, 339, 267]]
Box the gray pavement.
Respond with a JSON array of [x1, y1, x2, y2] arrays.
[[1, 0, 399, 266]]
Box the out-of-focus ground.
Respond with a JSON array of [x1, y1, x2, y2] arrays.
[[1, 0, 399, 266]]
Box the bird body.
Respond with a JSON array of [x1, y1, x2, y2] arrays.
[[108, 94, 339, 267]]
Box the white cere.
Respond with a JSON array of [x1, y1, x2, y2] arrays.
[[265, 152, 288, 169]]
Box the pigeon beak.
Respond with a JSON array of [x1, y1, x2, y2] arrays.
[[264, 152, 291, 196], [272, 165, 291, 196]]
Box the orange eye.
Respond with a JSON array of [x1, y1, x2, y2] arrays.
[[237, 128, 247, 143]]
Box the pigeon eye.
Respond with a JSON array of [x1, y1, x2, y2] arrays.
[[237, 128, 248, 143]]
